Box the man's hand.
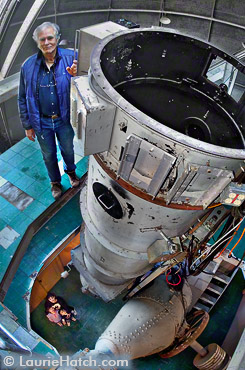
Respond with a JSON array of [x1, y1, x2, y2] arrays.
[[25, 129, 36, 142], [66, 60, 77, 76]]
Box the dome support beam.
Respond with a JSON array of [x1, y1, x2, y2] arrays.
[[1, 0, 47, 79]]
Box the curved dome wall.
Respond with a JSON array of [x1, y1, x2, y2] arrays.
[[0, 0, 244, 151], [0, 0, 245, 75]]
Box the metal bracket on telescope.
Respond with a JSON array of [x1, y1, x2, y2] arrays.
[[117, 135, 141, 180], [166, 161, 233, 208], [147, 152, 176, 199], [147, 230, 182, 264], [117, 134, 176, 199], [165, 163, 198, 205]]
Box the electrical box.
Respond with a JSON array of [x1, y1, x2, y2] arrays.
[[219, 182, 245, 207]]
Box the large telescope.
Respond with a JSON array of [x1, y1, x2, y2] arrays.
[[69, 26, 244, 369], [71, 27, 245, 301]]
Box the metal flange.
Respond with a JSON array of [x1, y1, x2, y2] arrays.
[[159, 310, 209, 358]]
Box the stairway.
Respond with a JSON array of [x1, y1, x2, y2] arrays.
[[193, 263, 238, 312]]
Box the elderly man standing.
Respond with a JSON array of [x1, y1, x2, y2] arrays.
[[18, 22, 79, 200]]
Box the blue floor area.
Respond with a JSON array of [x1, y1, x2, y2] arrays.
[[0, 136, 88, 327], [0, 137, 88, 282]]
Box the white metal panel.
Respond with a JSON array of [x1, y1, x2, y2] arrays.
[[118, 134, 176, 196], [73, 75, 116, 156]]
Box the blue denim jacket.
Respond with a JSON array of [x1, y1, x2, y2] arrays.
[[18, 47, 74, 133]]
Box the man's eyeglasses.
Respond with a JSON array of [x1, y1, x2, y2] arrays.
[[39, 35, 55, 42], [39, 71, 57, 88]]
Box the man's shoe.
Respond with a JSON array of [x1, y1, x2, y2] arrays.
[[67, 171, 80, 188], [51, 182, 62, 200]]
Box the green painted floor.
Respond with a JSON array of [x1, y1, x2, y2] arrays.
[[31, 268, 124, 355], [31, 266, 245, 370]]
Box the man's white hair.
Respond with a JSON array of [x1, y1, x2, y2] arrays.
[[33, 22, 60, 43]]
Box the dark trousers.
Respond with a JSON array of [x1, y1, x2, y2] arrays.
[[36, 117, 76, 183]]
